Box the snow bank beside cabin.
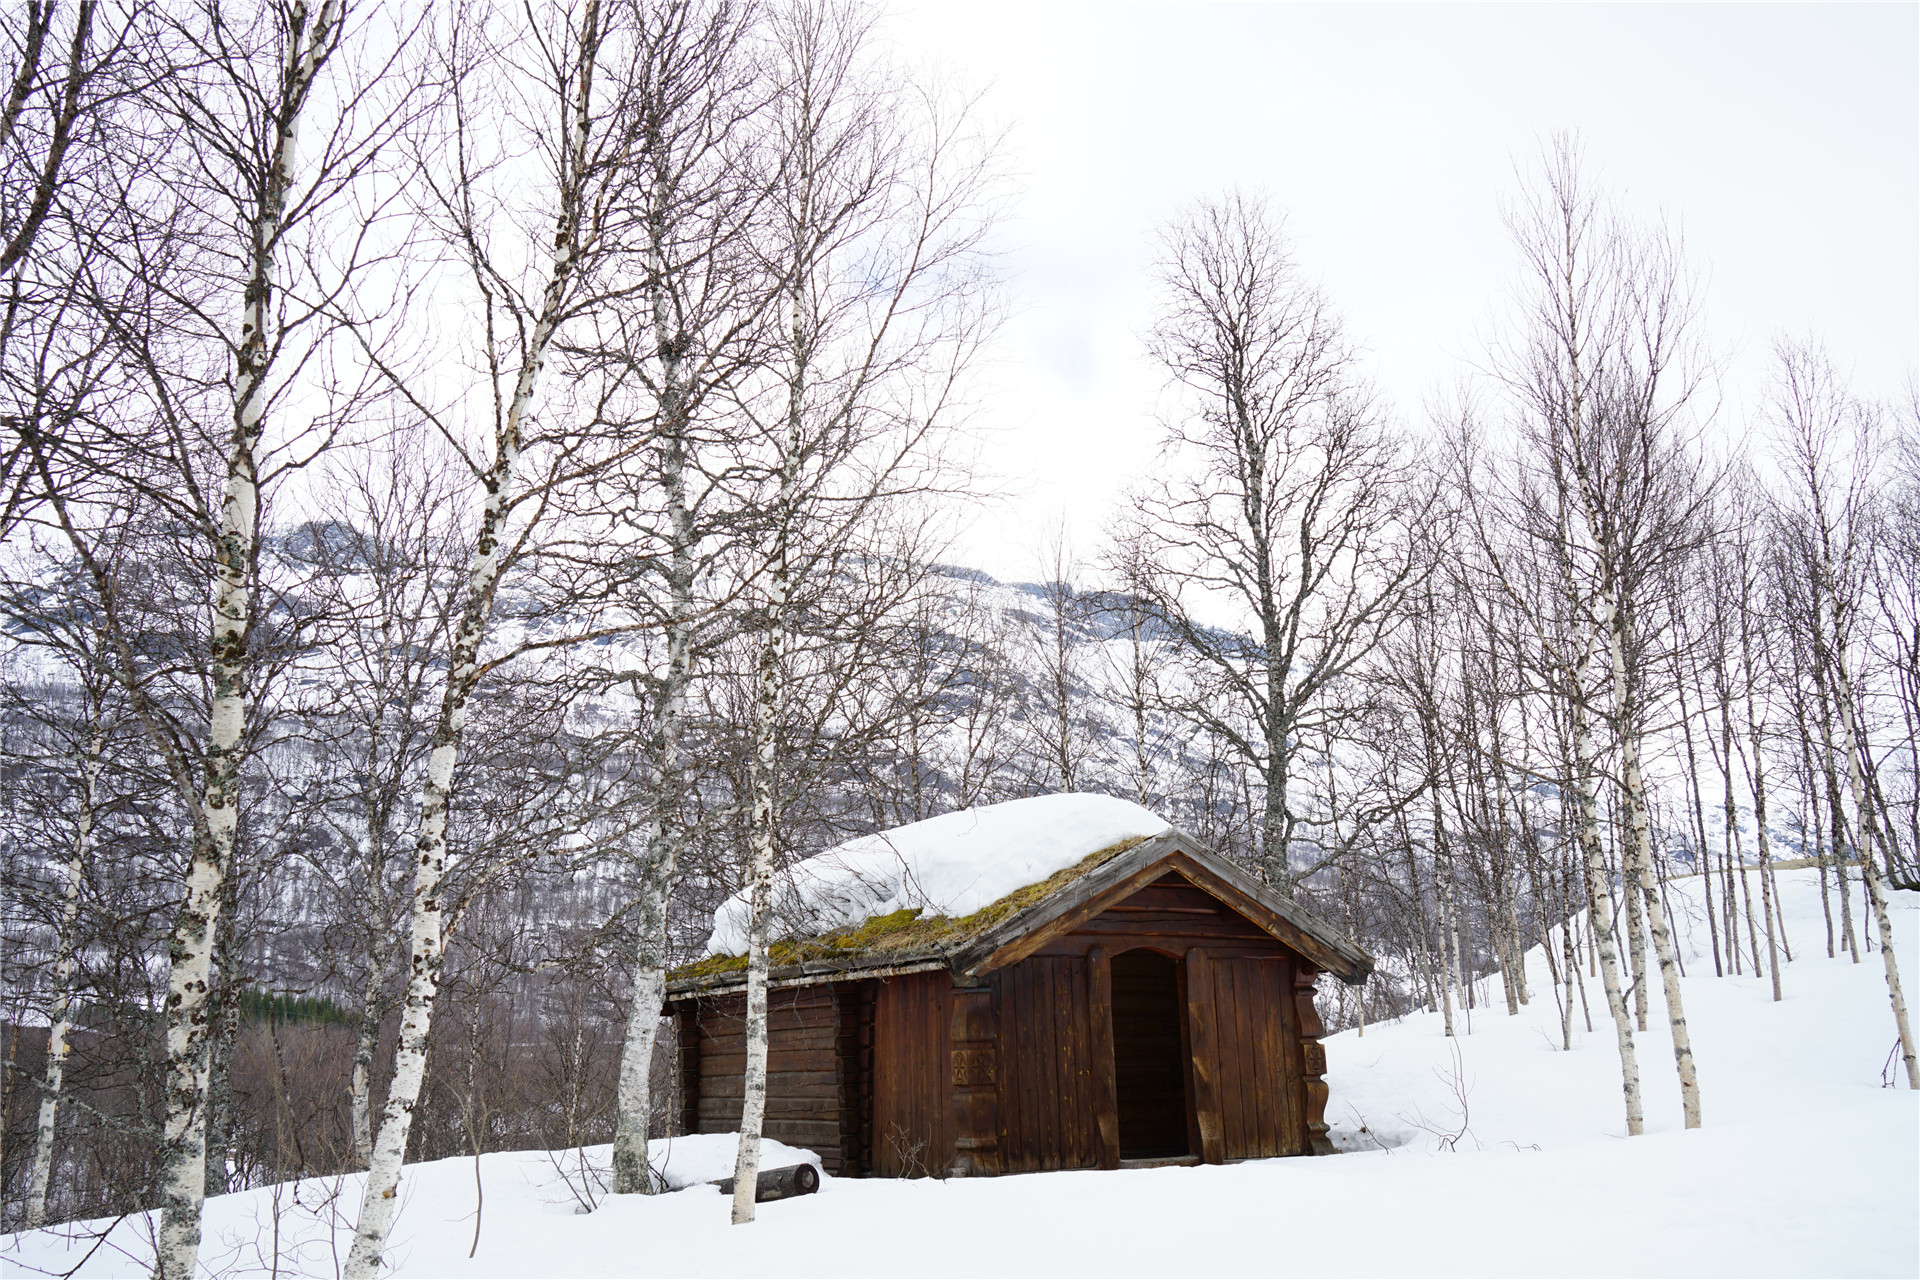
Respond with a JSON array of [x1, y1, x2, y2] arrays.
[[706, 794, 1171, 956]]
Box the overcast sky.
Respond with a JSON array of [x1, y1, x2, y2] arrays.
[[879, 2, 1920, 581]]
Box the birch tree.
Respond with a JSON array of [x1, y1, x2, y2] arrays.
[[343, 0, 656, 1268], [7, 0, 425, 1265], [1766, 338, 1917, 1088], [1127, 190, 1430, 893], [729, 0, 999, 1221], [594, 0, 775, 1199]]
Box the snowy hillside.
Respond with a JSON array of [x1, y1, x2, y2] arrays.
[[7, 868, 1914, 1279]]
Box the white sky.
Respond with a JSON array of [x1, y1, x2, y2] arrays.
[[882, 2, 1920, 582]]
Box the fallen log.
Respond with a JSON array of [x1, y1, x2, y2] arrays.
[[711, 1162, 820, 1202]]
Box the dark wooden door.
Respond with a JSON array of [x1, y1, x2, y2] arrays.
[[1200, 953, 1306, 1158], [870, 972, 952, 1177], [1109, 948, 1188, 1158]]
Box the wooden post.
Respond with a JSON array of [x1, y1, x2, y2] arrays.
[[1185, 949, 1225, 1164], [1294, 966, 1334, 1155], [1087, 946, 1120, 1169], [676, 1002, 702, 1137], [948, 981, 1001, 1176]]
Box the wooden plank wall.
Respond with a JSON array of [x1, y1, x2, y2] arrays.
[[1201, 954, 1307, 1158], [1056, 874, 1280, 953], [994, 955, 1103, 1173], [691, 985, 847, 1172], [870, 972, 953, 1177], [999, 871, 1312, 1168]]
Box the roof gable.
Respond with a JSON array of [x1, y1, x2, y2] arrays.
[[947, 830, 1373, 984], [667, 828, 1373, 999]]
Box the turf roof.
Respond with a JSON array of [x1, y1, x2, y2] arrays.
[[670, 834, 1154, 985]]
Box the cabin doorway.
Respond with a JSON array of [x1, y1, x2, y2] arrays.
[[1110, 948, 1189, 1159]]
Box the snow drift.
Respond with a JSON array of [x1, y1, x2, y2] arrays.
[[705, 793, 1171, 954]]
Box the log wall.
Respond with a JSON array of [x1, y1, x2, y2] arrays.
[[673, 868, 1334, 1178], [686, 984, 847, 1173]]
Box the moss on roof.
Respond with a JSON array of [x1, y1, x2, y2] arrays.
[[670, 833, 1155, 986]]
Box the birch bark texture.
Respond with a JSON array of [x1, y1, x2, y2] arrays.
[[157, 5, 343, 1275], [605, 0, 769, 1197], [345, 3, 614, 1271]]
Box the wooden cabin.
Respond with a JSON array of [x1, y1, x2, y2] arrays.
[[665, 827, 1373, 1177]]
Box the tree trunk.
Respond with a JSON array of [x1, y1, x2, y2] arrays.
[[731, 616, 782, 1226], [1622, 824, 1649, 1032], [1743, 687, 1782, 1002], [343, 5, 597, 1262], [611, 285, 697, 1198], [1831, 652, 1919, 1088], [1433, 802, 1458, 1039], [1574, 634, 1643, 1135], [157, 9, 341, 1273], [1675, 654, 1724, 975], [349, 932, 394, 1170], [1608, 598, 1701, 1128], [25, 722, 103, 1229], [732, 250, 807, 1223], [1796, 699, 1837, 958], [1815, 685, 1861, 961], [202, 876, 242, 1199]]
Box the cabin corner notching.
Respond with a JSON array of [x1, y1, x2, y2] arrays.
[[665, 826, 1373, 1178]]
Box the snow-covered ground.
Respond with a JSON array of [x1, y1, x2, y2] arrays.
[[8, 869, 1915, 1278]]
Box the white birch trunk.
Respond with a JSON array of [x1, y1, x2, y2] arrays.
[[344, 9, 599, 1266], [1676, 670, 1725, 975], [1622, 826, 1649, 1032], [611, 189, 697, 1192], [731, 595, 785, 1226], [1612, 625, 1704, 1128], [1716, 699, 1746, 976], [732, 273, 807, 1224], [1819, 708, 1862, 962], [1744, 685, 1782, 1002], [730, 780, 776, 1227], [26, 722, 103, 1229], [1574, 630, 1643, 1136], [1607, 597, 1701, 1129], [348, 931, 394, 1169], [1432, 802, 1457, 1039], [1831, 651, 1919, 1088], [610, 441, 693, 1196], [157, 7, 339, 1274]]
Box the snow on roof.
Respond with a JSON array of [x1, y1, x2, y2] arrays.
[[705, 793, 1172, 956]]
